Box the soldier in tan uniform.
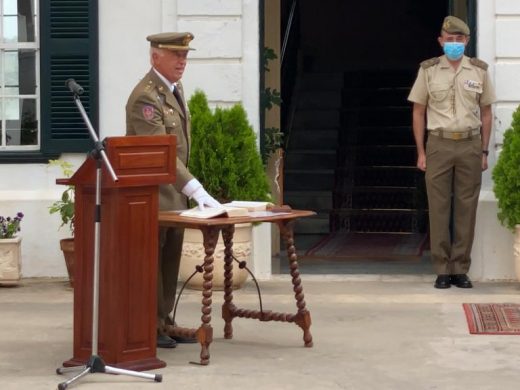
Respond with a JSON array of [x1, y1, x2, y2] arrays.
[[126, 32, 220, 348], [408, 16, 496, 289]]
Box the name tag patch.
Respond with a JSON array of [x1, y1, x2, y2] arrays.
[[464, 79, 483, 93]]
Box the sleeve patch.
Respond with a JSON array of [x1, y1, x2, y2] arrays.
[[142, 105, 155, 120]]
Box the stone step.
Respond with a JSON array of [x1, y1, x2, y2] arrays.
[[293, 213, 330, 234], [334, 166, 420, 187]]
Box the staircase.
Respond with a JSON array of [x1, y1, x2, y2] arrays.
[[284, 72, 343, 249], [284, 68, 428, 249], [332, 70, 428, 234]]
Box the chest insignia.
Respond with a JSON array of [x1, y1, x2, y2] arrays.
[[464, 79, 482, 92]]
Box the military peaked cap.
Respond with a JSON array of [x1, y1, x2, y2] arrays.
[[147, 32, 195, 50], [442, 16, 470, 36]]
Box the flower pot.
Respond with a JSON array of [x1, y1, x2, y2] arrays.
[[60, 238, 75, 288], [180, 223, 251, 290], [514, 225, 520, 281], [0, 236, 22, 286]]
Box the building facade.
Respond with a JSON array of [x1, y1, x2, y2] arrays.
[[0, 0, 519, 280]]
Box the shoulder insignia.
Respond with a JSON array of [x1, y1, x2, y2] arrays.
[[420, 57, 440, 69], [470, 57, 488, 70]]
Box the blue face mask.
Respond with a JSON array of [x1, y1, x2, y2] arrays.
[[443, 42, 465, 61]]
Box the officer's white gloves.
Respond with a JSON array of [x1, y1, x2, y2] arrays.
[[181, 178, 221, 210]]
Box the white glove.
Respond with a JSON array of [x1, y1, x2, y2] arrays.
[[181, 178, 221, 210]]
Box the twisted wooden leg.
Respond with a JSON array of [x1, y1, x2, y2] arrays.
[[277, 220, 313, 347], [198, 226, 220, 365], [221, 225, 236, 339]]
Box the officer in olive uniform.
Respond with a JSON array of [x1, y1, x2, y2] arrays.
[[126, 32, 220, 348], [408, 16, 496, 289]]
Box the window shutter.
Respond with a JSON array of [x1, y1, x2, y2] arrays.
[[40, 0, 98, 154]]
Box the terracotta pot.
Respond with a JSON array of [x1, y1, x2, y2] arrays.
[[60, 238, 75, 288], [180, 223, 251, 290], [0, 236, 22, 286]]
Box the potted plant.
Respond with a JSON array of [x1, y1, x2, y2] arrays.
[[179, 90, 272, 289], [0, 211, 24, 286], [48, 159, 76, 287], [492, 104, 520, 280]]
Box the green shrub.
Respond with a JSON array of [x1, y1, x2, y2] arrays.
[[493, 105, 520, 231], [188, 90, 271, 203]]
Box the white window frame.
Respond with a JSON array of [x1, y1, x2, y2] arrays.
[[0, 0, 39, 151]]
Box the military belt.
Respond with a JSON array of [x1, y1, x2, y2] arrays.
[[429, 129, 480, 140]]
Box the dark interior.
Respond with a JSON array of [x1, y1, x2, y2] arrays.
[[281, 0, 451, 251]]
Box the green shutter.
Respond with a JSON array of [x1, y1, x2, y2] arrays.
[[40, 0, 98, 154]]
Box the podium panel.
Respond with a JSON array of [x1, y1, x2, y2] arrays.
[[61, 135, 176, 370]]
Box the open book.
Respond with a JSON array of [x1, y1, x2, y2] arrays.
[[179, 201, 276, 219], [179, 205, 249, 219]]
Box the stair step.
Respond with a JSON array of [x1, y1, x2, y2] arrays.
[[293, 109, 341, 128], [293, 214, 330, 234], [285, 150, 337, 170], [285, 190, 333, 211], [343, 107, 411, 127], [299, 90, 342, 109], [336, 145, 416, 167], [352, 126, 414, 146], [343, 87, 410, 106], [288, 129, 338, 149], [300, 73, 344, 90], [330, 209, 428, 233], [334, 187, 425, 210], [284, 169, 335, 191], [336, 166, 421, 187]]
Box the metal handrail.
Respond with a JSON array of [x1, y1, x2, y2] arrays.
[[281, 0, 297, 66]]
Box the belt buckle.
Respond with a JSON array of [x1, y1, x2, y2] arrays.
[[451, 132, 463, 140]]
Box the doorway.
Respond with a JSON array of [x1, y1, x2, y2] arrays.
[[273, 0, 476, 273]]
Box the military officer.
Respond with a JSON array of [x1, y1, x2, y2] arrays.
[[126, 32, 220, 348], [408, 16, 496, 289]]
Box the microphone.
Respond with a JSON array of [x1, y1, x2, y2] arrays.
[[65, 78, 84, 95]]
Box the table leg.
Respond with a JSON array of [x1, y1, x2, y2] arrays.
[[198, 226, 220, 365], [221, 225, 236, 339], [277, 220, 313, 347]]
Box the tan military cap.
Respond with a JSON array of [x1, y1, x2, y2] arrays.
[[442, 16, 470, 35], [146, 32, 195, 50]]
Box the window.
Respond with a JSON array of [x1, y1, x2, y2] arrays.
[[0, 0, 98, 163], [0, 0, 39, 151]]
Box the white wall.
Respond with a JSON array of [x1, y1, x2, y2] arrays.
[[0, 0, 270, 279], [470, 0, 520, 280]]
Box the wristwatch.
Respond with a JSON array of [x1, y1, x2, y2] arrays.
[[482, 150, 489, 156]]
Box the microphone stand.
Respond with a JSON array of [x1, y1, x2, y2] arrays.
[[56, 85, 162, 389]]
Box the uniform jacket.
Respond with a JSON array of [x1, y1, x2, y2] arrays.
[[408, 55, 496, 132], [126, 69, 193, 210]]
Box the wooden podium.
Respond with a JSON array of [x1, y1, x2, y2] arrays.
[[60, 135, 176, 371]]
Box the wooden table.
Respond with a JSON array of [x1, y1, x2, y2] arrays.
[[158, 209, 315, 365]]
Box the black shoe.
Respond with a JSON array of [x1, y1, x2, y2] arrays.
[[450, 274, 473, 288], [172, 334, 198, 344], [434, 275, 451, 289], [157, 334, 177, 348]]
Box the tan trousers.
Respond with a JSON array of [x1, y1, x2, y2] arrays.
[[425, 134, 482, 275], [157, 226, 184, 334]]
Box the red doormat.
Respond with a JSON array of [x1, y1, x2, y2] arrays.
[[463, 303, 520, 335], [304, 232, 427, 260]]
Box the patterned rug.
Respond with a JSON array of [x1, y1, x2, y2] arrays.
[[304, 232, 427, 260], [463, 303, 520, 335]]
